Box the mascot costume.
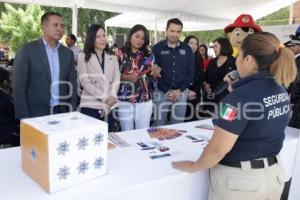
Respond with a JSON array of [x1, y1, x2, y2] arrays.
[[224, 14, 262, 57]]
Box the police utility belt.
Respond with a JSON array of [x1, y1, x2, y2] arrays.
[[220, 156, 278, 169]]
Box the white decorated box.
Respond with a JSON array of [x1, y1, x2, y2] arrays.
[[21, 112, 108, 193]]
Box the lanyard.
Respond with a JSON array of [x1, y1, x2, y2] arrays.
[[95, 51, 105, 73]]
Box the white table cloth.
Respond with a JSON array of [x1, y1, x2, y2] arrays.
[[0, 120, 299, 200], [288, 127, 300, 200]]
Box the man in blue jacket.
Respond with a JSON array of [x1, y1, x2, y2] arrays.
[[152, 18, 194, 125]]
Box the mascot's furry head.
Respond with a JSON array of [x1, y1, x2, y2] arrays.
[[224, 14, 262, 57]]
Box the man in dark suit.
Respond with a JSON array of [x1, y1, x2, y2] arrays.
[[13, 12, 77, 119]]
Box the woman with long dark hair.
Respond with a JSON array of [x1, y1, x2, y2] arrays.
[[117, 24, 160, 131], [183, 35, 205, 121], [77, 24, 120, 132]]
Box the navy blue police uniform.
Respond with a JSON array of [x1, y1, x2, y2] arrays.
[[152, 40, 195, 93], [214, 71, 290, 165]]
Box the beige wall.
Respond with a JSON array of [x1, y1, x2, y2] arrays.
[[292, 0, 300, 24]]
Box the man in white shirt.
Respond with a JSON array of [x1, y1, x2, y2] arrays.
[[66, 34, 81, 65]]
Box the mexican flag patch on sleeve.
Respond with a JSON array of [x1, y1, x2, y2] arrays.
[[220, 103, 238, 121]]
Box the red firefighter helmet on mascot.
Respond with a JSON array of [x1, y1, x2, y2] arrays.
[[224, 14, 262, 57]]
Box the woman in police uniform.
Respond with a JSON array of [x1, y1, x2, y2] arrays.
[[172, 32, 297, 200]]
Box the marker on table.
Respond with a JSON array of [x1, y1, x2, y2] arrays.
[[141, 147, 156, 150], [150, 153, 171, 159], [192, 139, 204, 143]]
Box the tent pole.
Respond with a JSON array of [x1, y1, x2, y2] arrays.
[[289, 3, 294, 24], [72, 4, 78, 36], [154, 17, 158, 44]]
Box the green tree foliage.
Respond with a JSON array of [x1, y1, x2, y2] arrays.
[[182, 29, 225, 45], [257, 7, 290, 26], [42, 6, 124, 42], [0, 2, 291, 51], [42, 6, 118, 36], [77, 8, 117, 36], [0, 3, 43, 52]]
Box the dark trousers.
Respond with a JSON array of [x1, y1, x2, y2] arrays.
[[289, 100, 300, 129], [80, 107, 115, 132], [51, 105, 71, 114], [185, 95, 201, 122]]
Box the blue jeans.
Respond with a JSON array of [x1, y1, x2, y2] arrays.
[[153, 89, 188, 126], [80, 107, 115, 132]]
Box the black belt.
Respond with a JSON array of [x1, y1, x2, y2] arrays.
[[220, 156, 278, 169]]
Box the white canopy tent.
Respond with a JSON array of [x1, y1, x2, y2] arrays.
[[0, 0, 297, 35], [104, 0, 297, 32], [104, 12, 229, 32]]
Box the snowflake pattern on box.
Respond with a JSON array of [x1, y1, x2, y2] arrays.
[[77, 161, 89, 174], [47, 120, 60, 125], [56, 141, 70, 155], [94, 156, 104, 169], [30, 148, 37, 160], [94, 133, 104, 145], [77, 137, 89, 150], [57, 166, 70, 180], [70, 116, 80, 120]]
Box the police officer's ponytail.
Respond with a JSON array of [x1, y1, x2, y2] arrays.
[[241, 32, 297, 88]]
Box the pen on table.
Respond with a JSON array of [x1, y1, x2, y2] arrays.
[[192, 139, 204, 143], [141, 147, 156, 150], [195, 125, 215, 130]]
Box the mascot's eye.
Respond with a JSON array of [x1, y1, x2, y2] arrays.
[[248, 28, 255, 34], [235, 30, 240, 36]]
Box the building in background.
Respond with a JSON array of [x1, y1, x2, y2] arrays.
[[290, 0, 300, 24]]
